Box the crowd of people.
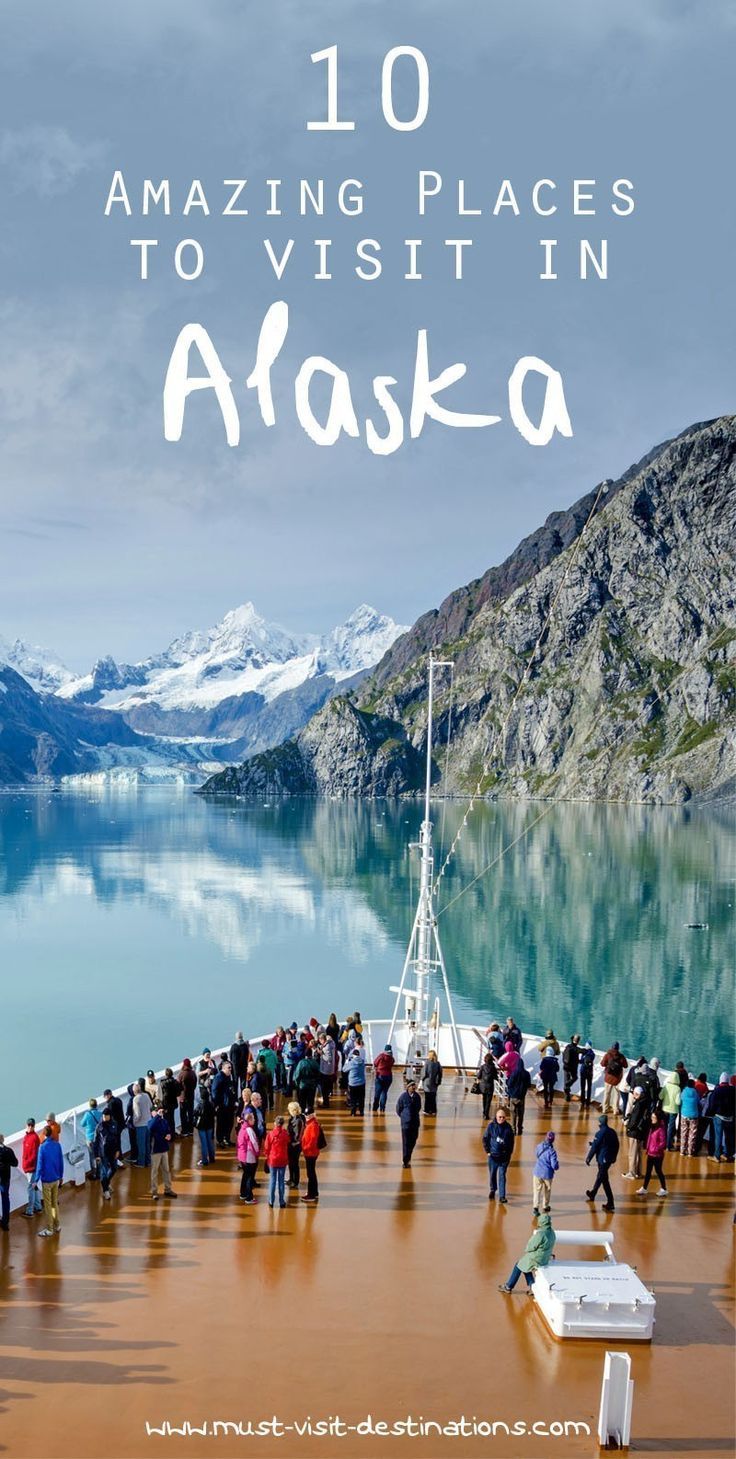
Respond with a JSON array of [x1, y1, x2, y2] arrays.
[[1, 1010, 733, 1266], [479, 1020, 735, 1296], [0, 1012, 442, 1234]]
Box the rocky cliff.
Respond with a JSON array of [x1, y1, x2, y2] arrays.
[[204, 698, 425, 798], [200, 416, 736, 804], [0, 664, 151, 782]]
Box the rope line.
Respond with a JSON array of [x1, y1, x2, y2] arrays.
[[433, 478, 610, 896], [438, 664, 455, 865]]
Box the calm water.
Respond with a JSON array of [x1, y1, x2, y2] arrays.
[[0, 789, 733, 1133]]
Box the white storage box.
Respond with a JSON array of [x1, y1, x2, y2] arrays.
[[533, 1231, 655, 1342]]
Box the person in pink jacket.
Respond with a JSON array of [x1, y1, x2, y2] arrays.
[[237, 1112, 260, 1205], [499, 1041, 521, 1077], [636, 1111, 668, 1197]]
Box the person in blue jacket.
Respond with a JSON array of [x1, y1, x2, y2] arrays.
[[285, 1037, 304, 1098], [35, 1128, 65, 1238], [482, 1106, 515, 1202], [80, 1098, 102, 1180], [585, 1114, 620, 1212], [345, 1038, 367, 1117], [148, 1109, 177, 1201], [532, 1131, 559, 1214], [539, 1053, 560, 1109], [679, 1080, 702, 1156]]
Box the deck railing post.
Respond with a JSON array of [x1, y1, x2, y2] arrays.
[[597, 1350, 633, 1450]]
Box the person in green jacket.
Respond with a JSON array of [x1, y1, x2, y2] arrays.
[[294, 1053, 321, 1115], [661, 1068, 682, 1151], [498, 1213, 556, 1293]]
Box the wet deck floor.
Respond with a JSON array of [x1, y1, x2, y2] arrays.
[[0, 1078, 733, 1459]]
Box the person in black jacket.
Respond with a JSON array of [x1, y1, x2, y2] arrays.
[[482, 1106, 515, 1203], [396, 1082, 421, 1167], [504, 1018, 523, 1052], [160, 1068, 182, 1138], [506, 1061, 532, 1134], [585, 1115, 620, 1211], [421, 1051, 443, 1116], [178, 1060, 197, 1137], [229, 1032, 250, 1094], [621, 1086, 650, 1179], [622, 1057, 647, 1118], [634, 1059, 661, 1107], [579, 1043, 595, 1107], [708, 1074, 736, 1161], [211, 1062, 235, 1148], [0, 1135, 19, 1230], [562, 1036, 581, 1102], [93, 1110, 121, 1201], [102, 1090, 127, 1163], [194, 1082, 216, 1166], [478, 1053, 497, 1121]]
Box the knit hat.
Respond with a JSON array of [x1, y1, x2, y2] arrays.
[[720, 1072, 729, 1083], [384, 1044, 392, 1052]]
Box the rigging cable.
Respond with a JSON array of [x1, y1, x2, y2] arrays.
[[432, 477, 611, 898], [437, 663, 455, 866]]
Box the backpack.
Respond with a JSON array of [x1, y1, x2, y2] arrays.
[[194, 1100, 211, 1130], [607, 1053, 623, 1079]]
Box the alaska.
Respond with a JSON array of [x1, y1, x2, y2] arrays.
[[163, 301, 573, 455]]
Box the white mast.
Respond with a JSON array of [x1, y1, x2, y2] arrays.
[[388, 653, 465, 1075]]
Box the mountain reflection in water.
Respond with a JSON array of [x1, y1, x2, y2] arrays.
[[0, 789, 733, 1130]]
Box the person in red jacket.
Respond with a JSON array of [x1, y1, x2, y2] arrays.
[[21, 1118, 42, 1216], [637, 1112, 668, 1197], [263, 1117, 290, 1209], [600, 1044, 629, 1116], [372, 1044, 395, 1114], [300, 1112, 326, 1204]]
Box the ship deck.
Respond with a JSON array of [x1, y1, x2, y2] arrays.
[[0, 1078, 733, 1459]]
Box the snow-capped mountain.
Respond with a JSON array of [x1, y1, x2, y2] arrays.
[[58, 602, 406, 719], [0, 634, 74, 695], [0, 602, 406, 786], [317, 604, 406, 677]]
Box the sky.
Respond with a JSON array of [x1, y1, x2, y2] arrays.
[[0, 0, 734, 671]]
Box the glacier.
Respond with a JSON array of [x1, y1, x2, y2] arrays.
[[0, 602, 406, 786]]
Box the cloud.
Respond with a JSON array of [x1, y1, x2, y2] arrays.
[[0, 125, 106, 197]]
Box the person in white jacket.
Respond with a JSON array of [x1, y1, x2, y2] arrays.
[[132, 1082, 153, 1166]]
